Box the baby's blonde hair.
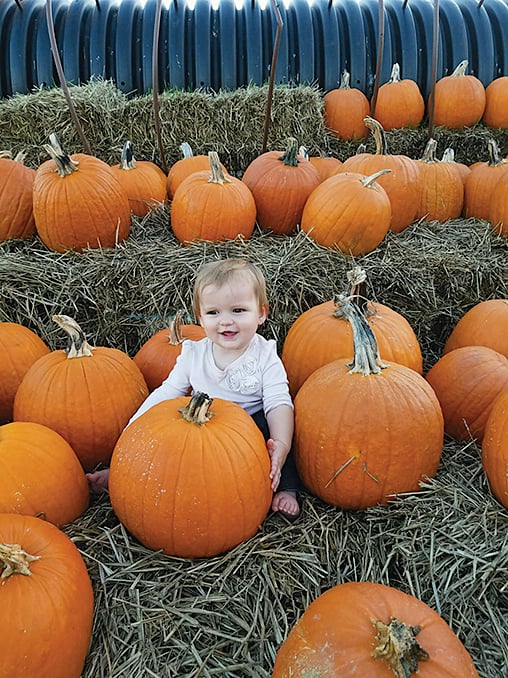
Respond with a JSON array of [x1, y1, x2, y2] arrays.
[[193, 259, 268, 318]]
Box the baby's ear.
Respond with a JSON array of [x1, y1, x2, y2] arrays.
[[258, 304, 269, 324]]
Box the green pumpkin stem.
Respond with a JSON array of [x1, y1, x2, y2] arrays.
[[52, 315, 94, 358], [180, 392, 214, 424], [119, 140, 136, 170], [372, 617, 430, 678], [44, 133, 79, 177], [278, 137, 300, 167], [0, 543, 40, 579]]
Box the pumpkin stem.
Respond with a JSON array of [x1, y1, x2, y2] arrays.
[[0, 543, 40, 578], [52, 315, 94, 358], [119, 140, 136, 170], [207, 151, 230, 185], [363, 116, 388, 155], [372, 617, 429, 678], [486, 138, 506, 167], [278, 137, 300, 167], [179, 141, 194, 159], [450, 60, 469, 78], [440, 147, 456, 163], [388, 62, 401, 83], [167, 311, 186, 346], [180, 392, 214, 424], [44, 133, 80, 177], [0, 150, 13, 159], [420, 138, 438, 163], [339, 69, 351, 90], [362, 168, 392, 187], [345, 266, 368, 314], [298, 145, 309, 160]]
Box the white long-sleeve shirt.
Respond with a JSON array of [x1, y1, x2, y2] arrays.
[[129, 333, 293, 423]]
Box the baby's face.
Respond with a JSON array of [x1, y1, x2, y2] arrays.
[[198, 276, 267, 354]]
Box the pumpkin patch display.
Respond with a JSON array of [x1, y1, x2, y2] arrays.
[[0, 421, 89, 527], [110, 140, 167, 217], [109, 392, 272, 558], [431, 60, 486, 129], [482, 390, 508, 508], [13, 315, 148, 472], [241, 137, 320, 235], [33, 133, 131, 253], [0, 322, 50, 424], [171, 151, 256, 244], [0, 150, 36, 242], [372, 62, 425, 131], [133, 311, 206, 391], [323, 70, 370, 140], [282, 268, 422, 396], [425, 345, 508, 442], [293, 297, 443, 510], [272, 581, 479, 677], [443, 299, 508, 358], [0, 512, 94, 678]]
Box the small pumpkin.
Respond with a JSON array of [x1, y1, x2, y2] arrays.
[[300, 168, 392, 255], [425, 345, 508, 442], [482, 390, 508, 508], [0, 150, 36, 242], [372, 62, 425, 130], [13, 315, 148, 472], [440, 147, 471, 186], [273, 581, 479, 677], [171, 151, 256, 244], [463, 139, 508, 221], [0, 321, 50, 424], [431, 60, 486, 129], [443, 299, 508, 359], [110, 140, 167, 217], [33, 133, 131, 253], [416, 138, 464, 222], [323, 70, 370, 140], [133, 311, 206, 391], [241, 137, 320, 235], [293, 296, 443, 509], [0, 421, 89, 527], [299, 146, 342, 183], [166, 142, 228, 200], [109, 392, 272, 558], [0, 513, 94, 678]]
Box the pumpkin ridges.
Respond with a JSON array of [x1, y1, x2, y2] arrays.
[[416, 138, 464, 221], [0, 151, 36, 241], [482, 391, 508, 508]]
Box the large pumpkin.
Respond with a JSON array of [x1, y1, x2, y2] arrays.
[[133, 311, 206, 391], [33, 133, 131, 253], [0, 513, 94, 678], [482, 390, 508, 508], [282, 269, 422, 397], [443, 299, 508, 358], [13, 315, 148, 472], [323, 70, 370, 140], [431, 60, 486, 129], [372, 62, 425, 131], [425, 345, 508, 442], [0, 421, 89, 527], [273, 581, 479, 677], [171, 151, 256, 243], [0, 150, 36, 242], [241, 137, 320, 235], [293, 298, 443, 509], [109, 392, 272, 558], [0, 321, 50, 424]]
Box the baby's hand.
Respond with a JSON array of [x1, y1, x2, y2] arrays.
[[86, 469, 110, 494], [267, 438, 288, 492]]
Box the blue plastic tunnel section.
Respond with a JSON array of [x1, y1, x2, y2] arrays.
[[0, 0, 507, 100]]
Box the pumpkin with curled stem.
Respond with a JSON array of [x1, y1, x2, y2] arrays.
[[293, 295, 443, 509], [272, 581, 479, 677], [0, 512, 94, 678], [13, 315, 148, 472]]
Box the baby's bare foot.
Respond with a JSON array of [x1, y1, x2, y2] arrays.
[[272, 490, 300, 519]]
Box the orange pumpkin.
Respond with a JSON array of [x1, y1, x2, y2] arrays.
[[133, 311, 206, 391], [282, 271, 422, 397], [166, 142, 228, 200], [109, 392, 272, 558], [339, 116, 421, 233], [171, 151, 256, 244], [440, 147, 471, 186], [372, 62, 425, 130], [463, 139, 508, 221], [431, 60, 486, 129], [443, 299, 508, 358], [241, 137, 320, 235], [0, 421, 89, 526], [425, 346, 508, 442], [0, 150, 36, 242], [482, 390, 508, 508], [0, 513, 94, 678], [0, 322, 50, 424], [416, 138, 464, 222], [13, 315, 148, 472], [324, 70, 370, 140], [110, 140, 167, 217], [273, 581, 479, 677], [307, 152, 343, 183], [482, 76, 508, 129], [490, 166, 508, 237], [300, 168, 392, 255], [293, 298, 443, 509], [33, 133, 131, 253]]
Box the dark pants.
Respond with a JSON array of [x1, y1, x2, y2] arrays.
[[251, 409, 301, 493]]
